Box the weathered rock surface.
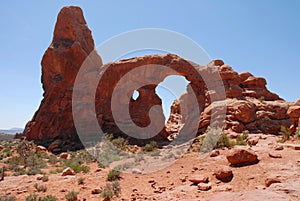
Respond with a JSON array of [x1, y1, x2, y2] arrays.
[[24, 6, 298, 150], [213, 166, 233, 182], [61, 167, 75, 176], [23, 6, 102, 150], [189, 175, 209, 184], [226, 148, 258, 166]]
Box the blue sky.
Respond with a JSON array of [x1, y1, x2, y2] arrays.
[[0, 1, 299, 129]]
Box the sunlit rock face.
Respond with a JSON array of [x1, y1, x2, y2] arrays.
[[25, 6, 295, 152]]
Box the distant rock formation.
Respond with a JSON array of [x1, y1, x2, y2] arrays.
[[24, 6, 299, 152]]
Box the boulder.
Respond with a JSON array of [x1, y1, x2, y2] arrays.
[[226, 148, 258, 166], [59, 152, 70, 159], [61, 167, 75, 176], [198, 183, 212, 191], [265, 177, 281, 187], [213, 166, 233, 182], [189, 175, 209, 184]]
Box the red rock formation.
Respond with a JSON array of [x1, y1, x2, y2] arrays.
[[287, 97, 300, 132], [25, 6, 297, 151], [24, 6, 102, 151]]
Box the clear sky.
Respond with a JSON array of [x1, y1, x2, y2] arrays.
[[1, 1, 300, 129]]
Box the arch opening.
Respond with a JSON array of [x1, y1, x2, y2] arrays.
[[155, 75, 190, 123], [132, 90, 139, 100]]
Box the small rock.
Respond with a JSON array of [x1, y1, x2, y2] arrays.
[[210, 150, 220, 157], [265, 177, 281, 187], [248, 137, 259, 146], [61, 167, 75, 176], [91, 188, 101, 194], [95, 168, 102, 172], [154, 186, 166, 193], [36, 145, 47, 152], [189, 175, 209, 184], [198, 183, 211, 191], [180, 177, 187, 182], [148, 179, 155, 183], [132, 168, 142, 174], [48, 139, 63, 153], [59, 152, 70, 159], [214, 166, 233, 182], [268, 152, 282, 158], [274, 144, 284, 151], [36, 175, 44, 180], [226, 148, 258, 166], [192, 167, 199, 171]]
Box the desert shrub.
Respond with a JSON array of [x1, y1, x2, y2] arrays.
[[101, 187, 114, 200], [25, 194, 57, 201], [48, 155, 58, 165], [200, 127, 236, 153], [65, 191, 79, 201], [107, 169, 121, 181], [236, 132, 248, 146], [134, 154, 144, 163], [0, 195, 16, 201], [98, 162, 106, 168], [63, 160, 90, 173], [101, 181, 121, 200], [27, 167, 43, 175], [216, 134, 234, 148], [115, 162, 134, 171], [142, 141, 157, 152], [34, 183, 47, 192], [77, 177, 85, 185], [279, 125, 294, 142], [5, 140, 46, 175], [0, 147, 12, 160], [111, 181, 121, 196], [162, 152, 175, 161], [40, 195, 58, 201], [111, 137, 128, 151], [71, 150, 95, 164], [25, 193, 38, 201]]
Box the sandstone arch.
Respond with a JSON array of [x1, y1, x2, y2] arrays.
[[24, 6, 294, 152]]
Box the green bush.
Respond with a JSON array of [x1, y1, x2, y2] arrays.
[[48, 155, 58, 165], [65, 191, 79, 201], [34, 183, 47, 192], [40, 195, 58, 201], [111, 137, 128, 151], [107, 169, 121, 181], [0, 195, 16, 201], [101, 187, 114, 200], [236, 132, 248, 146], [25, 194, 57, 201], [25, 193, 38, 201], [142, 141, 157, 152], [279, 125, 294, 142], [63, 160, 90, 173]]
